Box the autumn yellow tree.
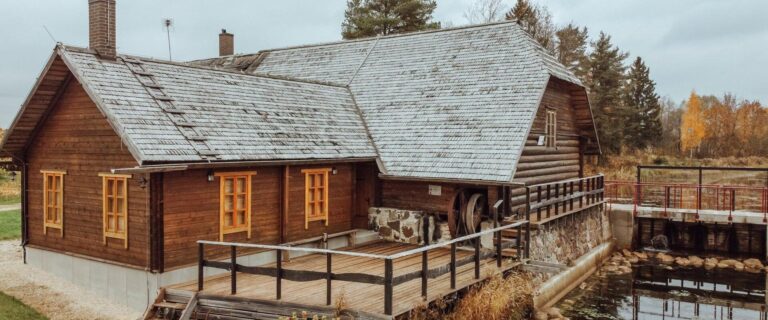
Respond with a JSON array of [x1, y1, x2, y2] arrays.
[[735, 100, 768, 155], [680, 91, 706, 156]]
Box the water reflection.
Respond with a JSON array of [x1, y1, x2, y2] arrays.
[[557, 263, 768, 319]]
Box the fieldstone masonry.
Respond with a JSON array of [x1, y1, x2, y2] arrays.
[[368, 207, 449, 245], [530, 206, 611, 266]]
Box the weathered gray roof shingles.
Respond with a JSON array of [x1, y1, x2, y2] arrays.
[[247, 22, 579, 182], [6, 21, 584, 184], [61, 48, 377, 163]]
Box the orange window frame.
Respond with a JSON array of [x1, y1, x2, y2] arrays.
[[302, 168, 330, 229], [42, 170, 65, 236], [545, 109, 557, 148], [101, 173, 130, 248], [216, 172, 255, 241]]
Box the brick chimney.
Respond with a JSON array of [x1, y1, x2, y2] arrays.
[[89, 0, 116, 60], [219, 29, 234, 56]]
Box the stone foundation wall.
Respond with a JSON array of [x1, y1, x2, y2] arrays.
[[368, 207, 450, 245], [529, 205, 611, 266]]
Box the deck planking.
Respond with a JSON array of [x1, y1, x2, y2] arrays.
[[170, 241, 514, 317]]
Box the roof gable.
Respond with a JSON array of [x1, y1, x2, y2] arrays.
[[239, 22, 582, 182], [2, 46, 377, 165]]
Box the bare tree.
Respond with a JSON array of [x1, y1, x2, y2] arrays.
[[464, 0, 507, 24]]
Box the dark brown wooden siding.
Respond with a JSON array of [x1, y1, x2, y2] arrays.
[[381, 180, 460, 214], [162, 163, 359, 269], [25, 79, 150, 267], [511, 79, 584, 207]]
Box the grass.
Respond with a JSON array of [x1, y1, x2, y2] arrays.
[[0, 292, 47, 320], [586, 149, 768, 181], [0, 209, 21, 240], [0, 173, 20, 205]]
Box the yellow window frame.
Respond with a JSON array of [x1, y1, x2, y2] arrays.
[[302, 168, 330, 229], [545, 109, 557, 148], [100, 173, 131, 248], [216, 171, 256, 241], [41, 170, 66, 236]]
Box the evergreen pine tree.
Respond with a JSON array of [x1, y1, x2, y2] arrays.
[[342, 0, 440, 40], [623, 57, 662, 149], [555, 23, 589, 81], [586, 32, 628, 153], [505, 0, 555, 53]]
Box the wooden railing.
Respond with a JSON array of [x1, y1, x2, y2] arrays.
[[196, 220, 529, 316], [525, 174, 606, 222]]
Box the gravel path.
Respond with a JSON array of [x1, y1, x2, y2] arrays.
[[0, 240, 142, 320], [0, 203, 20, 212]]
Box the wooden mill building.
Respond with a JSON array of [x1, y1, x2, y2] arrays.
[[0, 0, 601, 315]]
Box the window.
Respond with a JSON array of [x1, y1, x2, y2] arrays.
[[42, 170, 65, 236], [302, 168, 330, 229], [545, 109, 557, 148], [101, 173, 130, 248], [217, 172, 254, 241]]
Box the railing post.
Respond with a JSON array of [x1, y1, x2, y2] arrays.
[[537, 186, 542, 220], [326, 253, 332, 305], [579, 179, 584, 207], [554, 183, 560, 215], [516, 223, 522, 260], [198, 242, 204, 291], [569, 181, 574, 210], [474, 236, 481, 279], [496, 227, 502, 267], [384, 259, 393, 316], [276, 249, 282, 300], [450, 243, 456, 289], [525, 221, 531, 259], [421, 249, 428, 298], [546, 184, 552, 217], [230, 245, 237, 295]]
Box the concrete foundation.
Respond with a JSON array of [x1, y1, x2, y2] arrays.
[[25, 230, 378, 311], [610, 208, 634, 250]]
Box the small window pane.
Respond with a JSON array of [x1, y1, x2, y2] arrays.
[[117, 216, 125, 231], [224, 212, 233, 227], [116, 198, 124, 213], [224, 196, 233, 211], [237, 211, 245, 225], [236, 177, 246, 193], [108, 198, 115, 213], [107, 179, 115, 195], [108, 216, 115, 231], [116, 180, 125, 196]]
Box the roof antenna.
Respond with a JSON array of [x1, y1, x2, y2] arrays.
[[163, 18, 174, 61], [42, 25, 58, 43]]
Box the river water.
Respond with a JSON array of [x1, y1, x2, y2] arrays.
[[556, 262, 767, 320]]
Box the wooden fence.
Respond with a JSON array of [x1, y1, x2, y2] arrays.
[[197, 220, 530, 315], [526, 174, 606, 223]]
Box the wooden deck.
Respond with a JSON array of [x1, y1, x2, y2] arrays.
[[169, 241, 516, 318]]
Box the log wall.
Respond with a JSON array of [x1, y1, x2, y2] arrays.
[[25, 79, 151, 268], [511, 79, 585, 208], [162, 163, 360, 269]]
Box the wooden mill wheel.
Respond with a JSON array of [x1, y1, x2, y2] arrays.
[[446, 188, 467, 238], [464, 193, 486, 233]]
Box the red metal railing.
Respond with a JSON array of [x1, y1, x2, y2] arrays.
[[605, 181, 768, 222]]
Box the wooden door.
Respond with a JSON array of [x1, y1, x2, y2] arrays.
[[353, 163, 376, 228]]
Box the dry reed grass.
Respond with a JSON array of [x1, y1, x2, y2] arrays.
[[586, 149, 768, 181], [409, 271, 534, 320]]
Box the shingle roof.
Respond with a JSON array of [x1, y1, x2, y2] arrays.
[[4, 46, 377, 164], [3, 21, 592, 184], [196, 21, 585, 182]]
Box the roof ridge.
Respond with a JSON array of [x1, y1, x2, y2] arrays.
[[257, 20, 520, 53], [60, 45, 348, 89]]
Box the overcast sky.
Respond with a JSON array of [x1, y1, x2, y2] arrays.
[[1, 0, 766, 127]]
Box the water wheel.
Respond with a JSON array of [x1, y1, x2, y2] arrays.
[[464, 193, 486, 233], [446, 188, 467, 238]]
